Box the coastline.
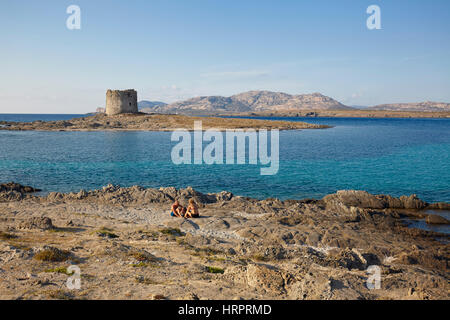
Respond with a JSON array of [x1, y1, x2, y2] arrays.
[[0, 113, 329, 132], [222, 110, 450, 119], [1, 111, 449, 133], [1, 183, 448, 300]]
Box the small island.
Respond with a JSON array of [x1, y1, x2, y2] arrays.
[[0, 113, 329, 131], [0, 90, 329, 132]]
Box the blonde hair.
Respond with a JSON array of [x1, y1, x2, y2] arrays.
[[189, 198, 196, 205]]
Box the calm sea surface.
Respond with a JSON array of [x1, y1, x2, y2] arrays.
[[0, 114, 449, 204]]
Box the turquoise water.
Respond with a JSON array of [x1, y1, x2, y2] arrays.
[[0, 115, 449, 202], [405, 210, 450, 235]]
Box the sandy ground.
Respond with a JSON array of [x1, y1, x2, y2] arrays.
[[0, 185, 448, 300]]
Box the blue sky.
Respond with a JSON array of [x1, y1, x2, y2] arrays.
[[1, 0, 449, 113]]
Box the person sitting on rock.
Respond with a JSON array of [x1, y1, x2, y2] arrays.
[[185, 198, 199, 218], [170, 200, 185, 218]]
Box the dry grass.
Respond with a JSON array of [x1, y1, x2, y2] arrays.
[[135, 276, 161, 285], [96, 227, 119, 239], [0, 231, 17, 240], [252, 254, 270, 262], [130, 262, 159, 268], [34, 247, 71, 262], [129, 250, 156, 263], [44, 266, 74, 275], [206, 266, 225, 274], [159, 228, 184, 236]]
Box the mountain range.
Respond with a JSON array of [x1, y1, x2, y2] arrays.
[[137, 100, 167, 113], [137, 91, 450, 115]]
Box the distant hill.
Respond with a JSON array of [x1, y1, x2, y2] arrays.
[[152, 91, 352, 115], [138, 100, 168, 113], [135, 94, 450, 115], [367, 101, 450, 112]]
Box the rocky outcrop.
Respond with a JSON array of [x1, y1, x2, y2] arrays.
[[39, 184, 233, 207], [225, 264, 290, 294], [19, 217, 53, 231], [0, 182, 40, 194], [322, 190, 428, 210], [0, 183, 41, 202], [426, 215, 450, 225]]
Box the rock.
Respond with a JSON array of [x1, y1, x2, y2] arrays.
[[323, 190, 429, 210], [0, 182, 41, 194], [287, 272, 332, 300], [216, 191, 233, 202], [226, 264, 289, 294], [328, 248, 368, 270], [76, 190, 88, 199], [425, 214, 449, 225], [261, 246, 289, 260], [184, 233, 211, 246], [323, 190, 387, 209], [399, 195, 428, 210], [0, 190, 24, 202], [426, 202, 450, 210], [159, 187, 178, 200], [306, 232, 322, 247], [19, 217, 54, 230], [102, 184, 119, 193], [46, 192, 64, 202]]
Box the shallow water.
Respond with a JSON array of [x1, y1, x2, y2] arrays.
[[0, 115, 449, 204], [404, 210, 450, 235]]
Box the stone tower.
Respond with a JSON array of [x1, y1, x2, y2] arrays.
[[105, 89, 138, 115]]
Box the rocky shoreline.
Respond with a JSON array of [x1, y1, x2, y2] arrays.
[[0, 183, 448, 300], [0, 113, 328, 132]]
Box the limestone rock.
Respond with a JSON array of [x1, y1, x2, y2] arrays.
[[323, 190, 428, 210], [225, 264, 289, 294], [425, 214, 449, 225], [19, 217, 53, 230]]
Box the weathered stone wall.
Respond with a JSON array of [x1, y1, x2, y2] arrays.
[[106, 89, 138, 115]]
